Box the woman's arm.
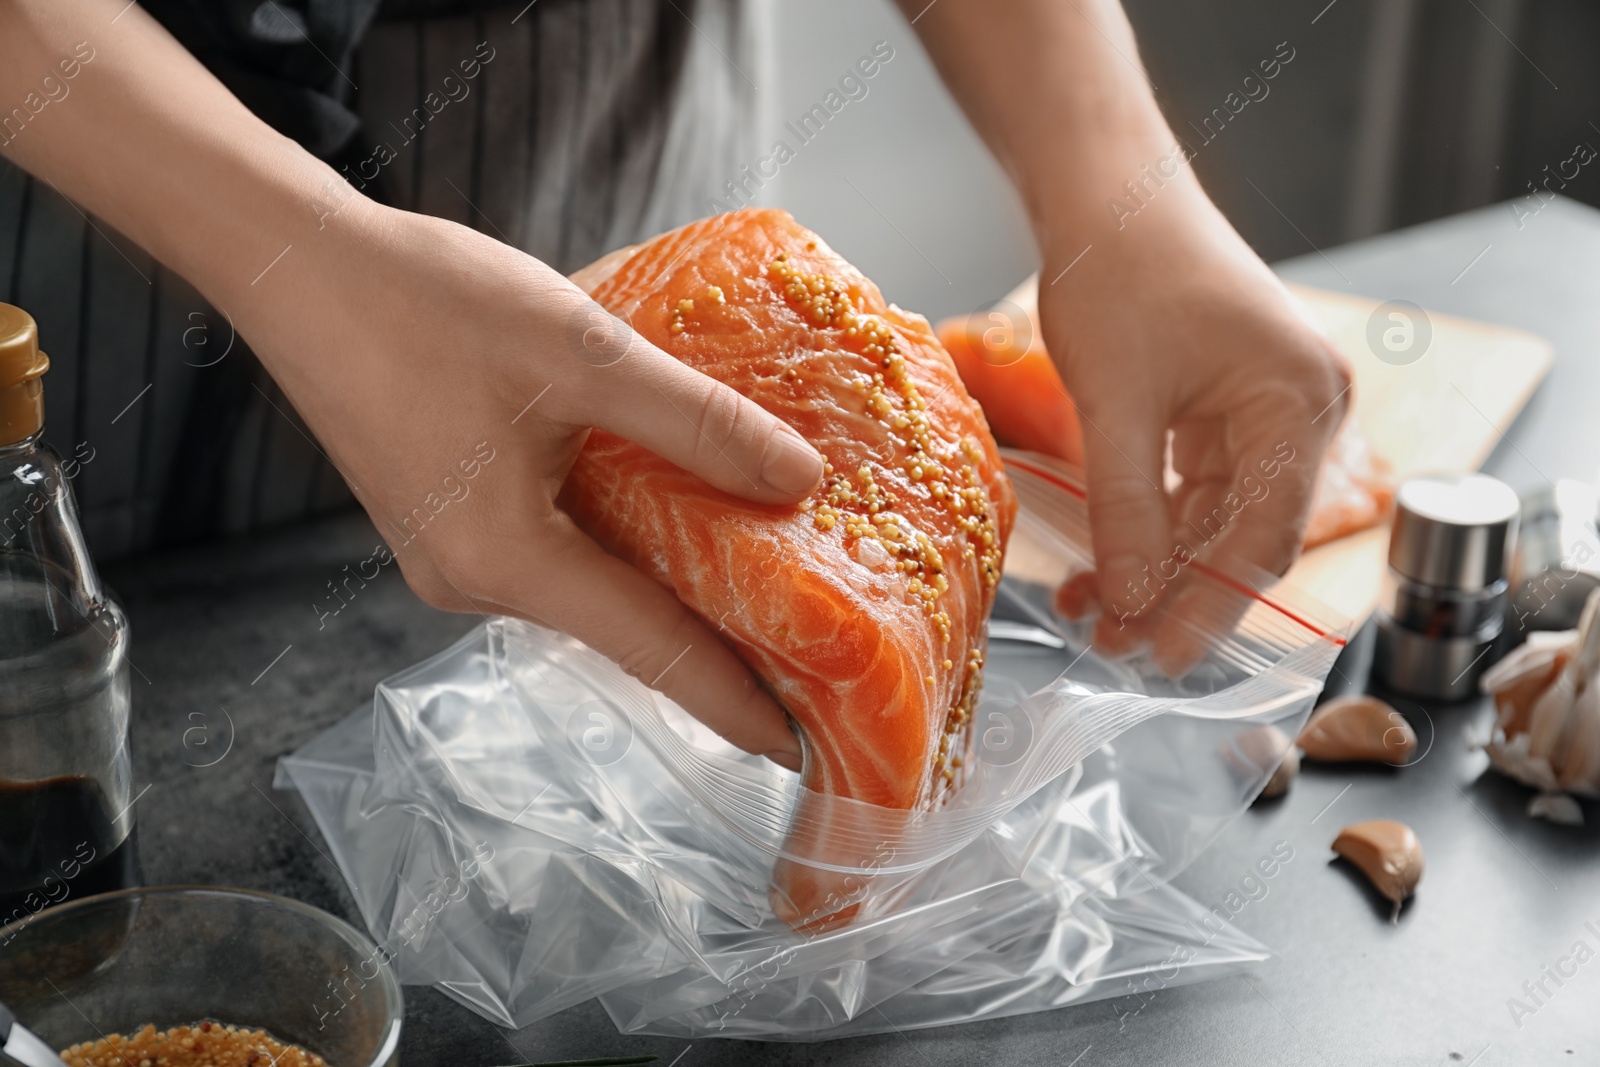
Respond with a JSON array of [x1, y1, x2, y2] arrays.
[[900, 0, 1351, 663], [0, 1, 343, 303], [894, 0, 1176, 236], [0, 0, 819, 767]]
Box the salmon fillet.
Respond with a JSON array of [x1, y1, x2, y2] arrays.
[[937, 296, 1085, 467], [1297, 418, 1395, 549], [563, 208, 1017, 929], [935, 283, 1393, 549]]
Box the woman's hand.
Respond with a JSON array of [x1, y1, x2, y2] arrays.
[[236, 201, 818, 769], [1038, 181, 1351, 667], [900, 0, 1352, 667], [0, 0, 816, 766]]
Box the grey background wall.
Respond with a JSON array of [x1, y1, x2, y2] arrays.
[[757, 0, 1600, 324]]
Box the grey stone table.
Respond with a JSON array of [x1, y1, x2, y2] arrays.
[[104, 198, 1600, 1067]]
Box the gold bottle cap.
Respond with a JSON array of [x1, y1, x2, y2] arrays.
[[0, 303, 50, 445]]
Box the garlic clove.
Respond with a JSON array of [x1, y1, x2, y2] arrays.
[[1262, 745, 1301, 799], [1573, 588, 1600, 681], [1557, 680, 1600, 793], [1526, 669, 1577, 763], [1231, 724, 1299, 801], [1481, 632, 1575, 737], [1299, 696, 1417, 765], [1480, 629, 1576, 692], [1529, 792, 1585, 825], [1332, 819, 1424, 921]]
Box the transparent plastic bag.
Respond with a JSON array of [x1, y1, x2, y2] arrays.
[[276, 452, 1348, 1038]]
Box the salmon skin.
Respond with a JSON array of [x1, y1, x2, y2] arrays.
[[564, 209, 1017, 930]]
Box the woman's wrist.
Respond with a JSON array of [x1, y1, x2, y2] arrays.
[[1018, 91, 1219, 257], [167, 146, 380, 318]]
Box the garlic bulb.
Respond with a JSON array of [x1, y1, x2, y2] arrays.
[[1481, 587, 1600, 822]]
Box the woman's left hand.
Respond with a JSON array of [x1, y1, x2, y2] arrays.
[[898, 0, 1354, 669], [1037, 177, 1352, 668]]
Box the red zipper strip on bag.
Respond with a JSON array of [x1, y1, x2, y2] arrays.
[[1002, 454, 1347, 646]]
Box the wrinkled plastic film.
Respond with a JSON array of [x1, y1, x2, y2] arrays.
[[276, 451, 1347, 1037]]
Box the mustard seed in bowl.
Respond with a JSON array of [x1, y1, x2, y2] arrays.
[[59, 1021, 327, 1067]]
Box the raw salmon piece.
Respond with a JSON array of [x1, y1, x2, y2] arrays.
[[935, 285, 1394, 549], [563, 208, 1017, 930], [1298, 417, 1395, 549], [938, 307, 1085, 465]]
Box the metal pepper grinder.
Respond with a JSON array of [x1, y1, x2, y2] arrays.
[[1373, 473, 1520, 701], [1507, 479, 1600, 631]]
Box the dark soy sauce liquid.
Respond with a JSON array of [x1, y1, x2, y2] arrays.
[[0, 776, 141, 928]]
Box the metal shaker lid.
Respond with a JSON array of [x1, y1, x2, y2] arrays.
[[1388, 474, 1520, 591]]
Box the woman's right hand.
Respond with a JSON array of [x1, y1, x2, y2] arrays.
[[230, 200, 817, 770], [0, 0, 818, 766]]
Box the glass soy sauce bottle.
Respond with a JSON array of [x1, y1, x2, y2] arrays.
[[0, 303, 139, 930]]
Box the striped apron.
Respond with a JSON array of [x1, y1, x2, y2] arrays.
[[0, 0, 761, 560]]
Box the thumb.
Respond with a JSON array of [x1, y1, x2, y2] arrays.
[[566, 300, 823, 504], [1076, 403, 1173, 643]]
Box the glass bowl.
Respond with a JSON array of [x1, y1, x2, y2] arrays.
[[0, 886, 402, 1066]]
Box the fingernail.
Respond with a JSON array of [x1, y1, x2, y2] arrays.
[[765, 749, 803, 773], [761, 427, 823, 495]]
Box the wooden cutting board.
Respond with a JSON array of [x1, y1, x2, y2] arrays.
[[1281, 284, 1553, 623]]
